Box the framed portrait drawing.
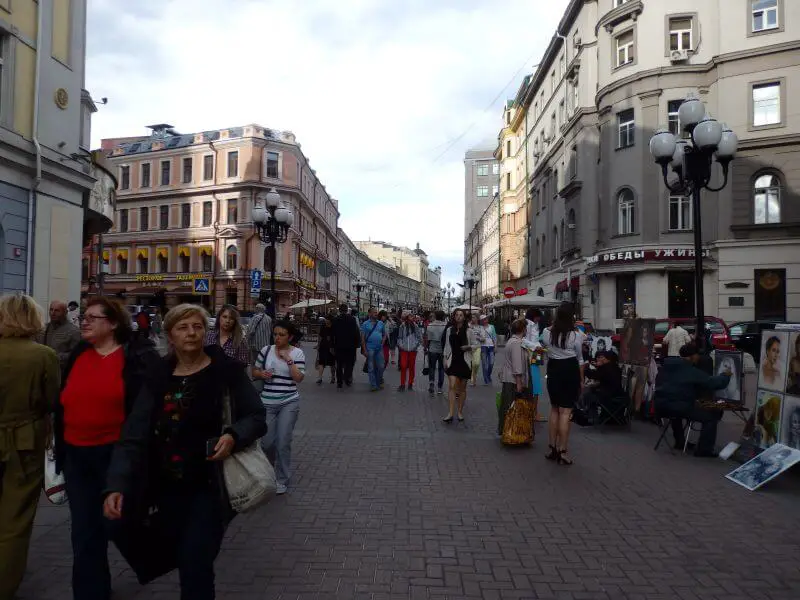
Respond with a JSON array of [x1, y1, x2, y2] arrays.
[[758, 331, 789, 392], [780, 395, 800, 450], [726, 443, 800, 491], [714, 350, 743, 402], [755, 390, 783, 449]]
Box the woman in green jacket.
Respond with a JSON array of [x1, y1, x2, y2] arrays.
[[0, 294, 60, 598]]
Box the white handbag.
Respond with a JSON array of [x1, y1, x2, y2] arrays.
[[43, 443, 68, 505], [221, 392, 276, 513]]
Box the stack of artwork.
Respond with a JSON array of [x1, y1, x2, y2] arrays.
[[753, 329, 800, 451]]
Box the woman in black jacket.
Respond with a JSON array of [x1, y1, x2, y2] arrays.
[[103, 303, 266, 600]]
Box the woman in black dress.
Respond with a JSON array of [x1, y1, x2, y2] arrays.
[[315, 316, 336, 384], [443, 309, 472, 423]]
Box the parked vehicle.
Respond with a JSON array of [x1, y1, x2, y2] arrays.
[[729, 320, 781, 363], [612, 316, 735, 359]]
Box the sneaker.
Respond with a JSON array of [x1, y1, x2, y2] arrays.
[[379, 383, 385, 389], [437, 387, 444, 395], [428, 385, 435, 394], [370, 386, 379, 392], [398, 385, 406, 392], [276, 483, 288, 495], [316, 379, 322, 385]]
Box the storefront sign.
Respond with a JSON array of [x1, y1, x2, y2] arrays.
[[135, 274, 164, 282], [176, 273, 211, 281], [585, 247, 711, 267]]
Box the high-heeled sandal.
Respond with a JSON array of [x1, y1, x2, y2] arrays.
[[442, 416, 454, 424], [557, 449, 574, 466], [545, 445, 559, 461]]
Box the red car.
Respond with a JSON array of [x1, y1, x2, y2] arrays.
[[612, 317, 734, 358]]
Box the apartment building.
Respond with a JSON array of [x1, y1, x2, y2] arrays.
[[464, 147, 500, 240], [89, 124, 340, 313], [465, 195, 500, 304], [338, 230, 420, 311], [0, 0, 111, 308], [520, 0, 800, 330]]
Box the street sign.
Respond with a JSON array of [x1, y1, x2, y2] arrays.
[[250, 269, 262, 295], [317, 260, 335, 278], [503, 286, 515, 299], [193, 277, 211, 295]]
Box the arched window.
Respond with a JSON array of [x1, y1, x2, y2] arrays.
[[226, 244, 238, 270], [567, 209, 576, 248], [552, 226, 558, 264], [618, 188, 635, 234], [560, 219, 565, 251], [754, 172, 781, 224], [537, 287, 544, 297]]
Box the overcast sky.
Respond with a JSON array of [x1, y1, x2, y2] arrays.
[[87, 0, 569, 288]]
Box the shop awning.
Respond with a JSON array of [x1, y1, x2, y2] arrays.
[[555, 277, 580, 293], [157, 247, 169, 258], [199, 246, 213, 256], [137, 248, 149, 259], [178, 246, 190, 257], [116, 249, 128, 260], [102, 250, 110, 261]]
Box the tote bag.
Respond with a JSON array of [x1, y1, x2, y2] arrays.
[[221, 391, 276, 513], [43, 443, 67, 505]]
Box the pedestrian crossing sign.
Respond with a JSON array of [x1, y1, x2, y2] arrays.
[[193, 277, 211, 295]]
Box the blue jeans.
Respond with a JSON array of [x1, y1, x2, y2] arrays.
[[481, 347, 495, 383], [366, 347, 385, 389], [261, 400, 300, 486], [428, 352, 445, 388]]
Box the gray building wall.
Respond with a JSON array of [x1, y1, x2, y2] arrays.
[[0, 181, 30, 294], [464, 148, 499, 240]]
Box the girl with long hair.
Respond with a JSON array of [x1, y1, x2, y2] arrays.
[[205, 305, 249, 367], [468, 313, 483, 386], [541, 303, 585, 465], [442, 309, 472, 423], [315, 316, 336, 385]]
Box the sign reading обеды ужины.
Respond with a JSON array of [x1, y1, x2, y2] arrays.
[[585, 247, 712, 267]]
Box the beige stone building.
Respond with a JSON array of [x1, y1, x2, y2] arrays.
[[87, 124, 339, 314]]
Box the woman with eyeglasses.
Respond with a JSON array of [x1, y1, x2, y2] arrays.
[[54, 296, 159, 600], [205, 305, 250, 367]]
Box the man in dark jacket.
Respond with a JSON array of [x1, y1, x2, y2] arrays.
[[583, 351, 626, 421], [654, 343, 731, 457], [331, 303, 361, 388]]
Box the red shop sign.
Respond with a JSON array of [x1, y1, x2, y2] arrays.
[[585, 247, 711, 267]]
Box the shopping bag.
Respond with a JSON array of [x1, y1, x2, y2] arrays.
[[501, 398, 535, 446], [43, 445, 67, 505]]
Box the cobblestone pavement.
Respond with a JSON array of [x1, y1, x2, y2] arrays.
[[19, 348, 800, 599]]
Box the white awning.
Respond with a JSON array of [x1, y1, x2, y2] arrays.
[[485, 294, 562, 309], [288, 298, 332, 310]]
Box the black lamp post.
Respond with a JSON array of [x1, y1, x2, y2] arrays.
[[649, 96, 738, 351], [443, 283, 454, 313], [367, 285, 374, 308], [464, 268, 478, 314], [354, 276, 366, 314], [253, 189, 294, 318]]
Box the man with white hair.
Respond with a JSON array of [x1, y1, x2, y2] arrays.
[[37, 300, 81, 370], [246, 303, 273, 364]]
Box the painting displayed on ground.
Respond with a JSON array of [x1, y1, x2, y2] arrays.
[[758, 331, 789, 392], [787, 331, 800, 394], [755, 390, 783, 448], [725, 443, 800, 491], [714, 350, 744, 402], [619, 319, 655, 366], [780, 395, 800, 449], [591, 336, 613, 359]]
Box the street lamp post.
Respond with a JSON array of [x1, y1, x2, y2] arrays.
[[367, 285, 374, 308], [253, 188, 294, 318], [443, 282, 454, 312], [354, 276, 366, 314], [464, 268, 478, 313], [649, 96, 738, 351]]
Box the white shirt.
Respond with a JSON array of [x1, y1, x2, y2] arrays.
[[541, 328, 586, 365], [663, 326, 691, 357], [522, 320, 541, 351]]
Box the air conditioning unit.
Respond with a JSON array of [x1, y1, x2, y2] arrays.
[[573, 36, 582, 49], [670, 49, 689, 63], [567, 223, 576, 230]]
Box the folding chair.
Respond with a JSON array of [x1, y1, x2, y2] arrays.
[[653, 417, 673, 452], [594, 394, 631, 430]]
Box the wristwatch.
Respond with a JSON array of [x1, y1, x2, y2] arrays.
[[286, 359, 295, 366]]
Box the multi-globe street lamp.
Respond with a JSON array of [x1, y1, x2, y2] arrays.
[[354, 276, 366, 314], [253, 188, 294, 318], [443, 282, 454, 312], [649, 96, 738, 351], [464, 268, 478, 313], [367, 285, 374, 308]]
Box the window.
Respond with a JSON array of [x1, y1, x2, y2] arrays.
[[559, 54, 566, 78], [120, 166, 130, 190], [159, 160, 170, 186], [506, 140, 511, 157], [669, 17, 692, 51], [266, 151, 279, 178], [617, 109, 635, 148], [535, 239, 540, 269], [119, 209, 128, 233], [202, 201, 212, 226], [141, 163, 151, 187], [140, 207, 149, 231], [203, 155, 214, 180], [182, 157, 192, 183], [157, 251, 168, 274], [550, 70, 555, 93], [668, 272, 695, 318], [752, 82, 780, 126], [506, 172, 511, 191], [159, 205, 169, 229], [558, 100, 565, 127], [618, 189, 635, 234], [550, 113, 556, 138], [181, 203, 191, 228], [492, 185, 499, 197], [118, 255, 128, 275], [179, 252, 190, 273], [569, 146, 578, 180], [227, 199, 238, 224], [669, 195, 692, 230], [476, 186, 489, 197], [553, 169, 559, 195], [616, 274, 636, 319], [754, 172, 781, 224], [227, 151, 239, 178], [615, 0, 631, 6], [226, 245, 238, 270], [138, 253, 148, 274], [668, 100, 682, 135], [552, 227, 558, 264], [615, 30, 634, 67], [505, 111, 511, 126], [541, 234, 546, 266], [567, 209, 576, 248], [752, 0, 779, 32], [560, 220, 565, 252], [477, 164, 489, 176], [201, 252, 212, 272], [572, 80, 579, 114]]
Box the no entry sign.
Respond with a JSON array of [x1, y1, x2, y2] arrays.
[[503, 286, 515, 299]]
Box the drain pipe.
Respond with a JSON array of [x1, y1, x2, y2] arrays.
[[25, 3, 45, 294]]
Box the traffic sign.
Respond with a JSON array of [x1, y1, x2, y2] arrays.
[[193, 277, 211, 295], [503, 286, 515, 299], [317, 260, 335, 278], [250, 269, 262, 294]]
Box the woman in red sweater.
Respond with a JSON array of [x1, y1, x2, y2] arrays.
[[55, 297, 158, 600]]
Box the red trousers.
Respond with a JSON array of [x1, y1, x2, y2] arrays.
[[399, 350, 417, 386], [383, 343, 390, 365]]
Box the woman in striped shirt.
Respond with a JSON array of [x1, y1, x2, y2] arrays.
[[252, 321, 305, 495]]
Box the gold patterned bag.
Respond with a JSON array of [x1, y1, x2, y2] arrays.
[[502, 398, 535, 446]]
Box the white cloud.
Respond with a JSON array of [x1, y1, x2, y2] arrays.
[[87, 0, 569, 286]]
